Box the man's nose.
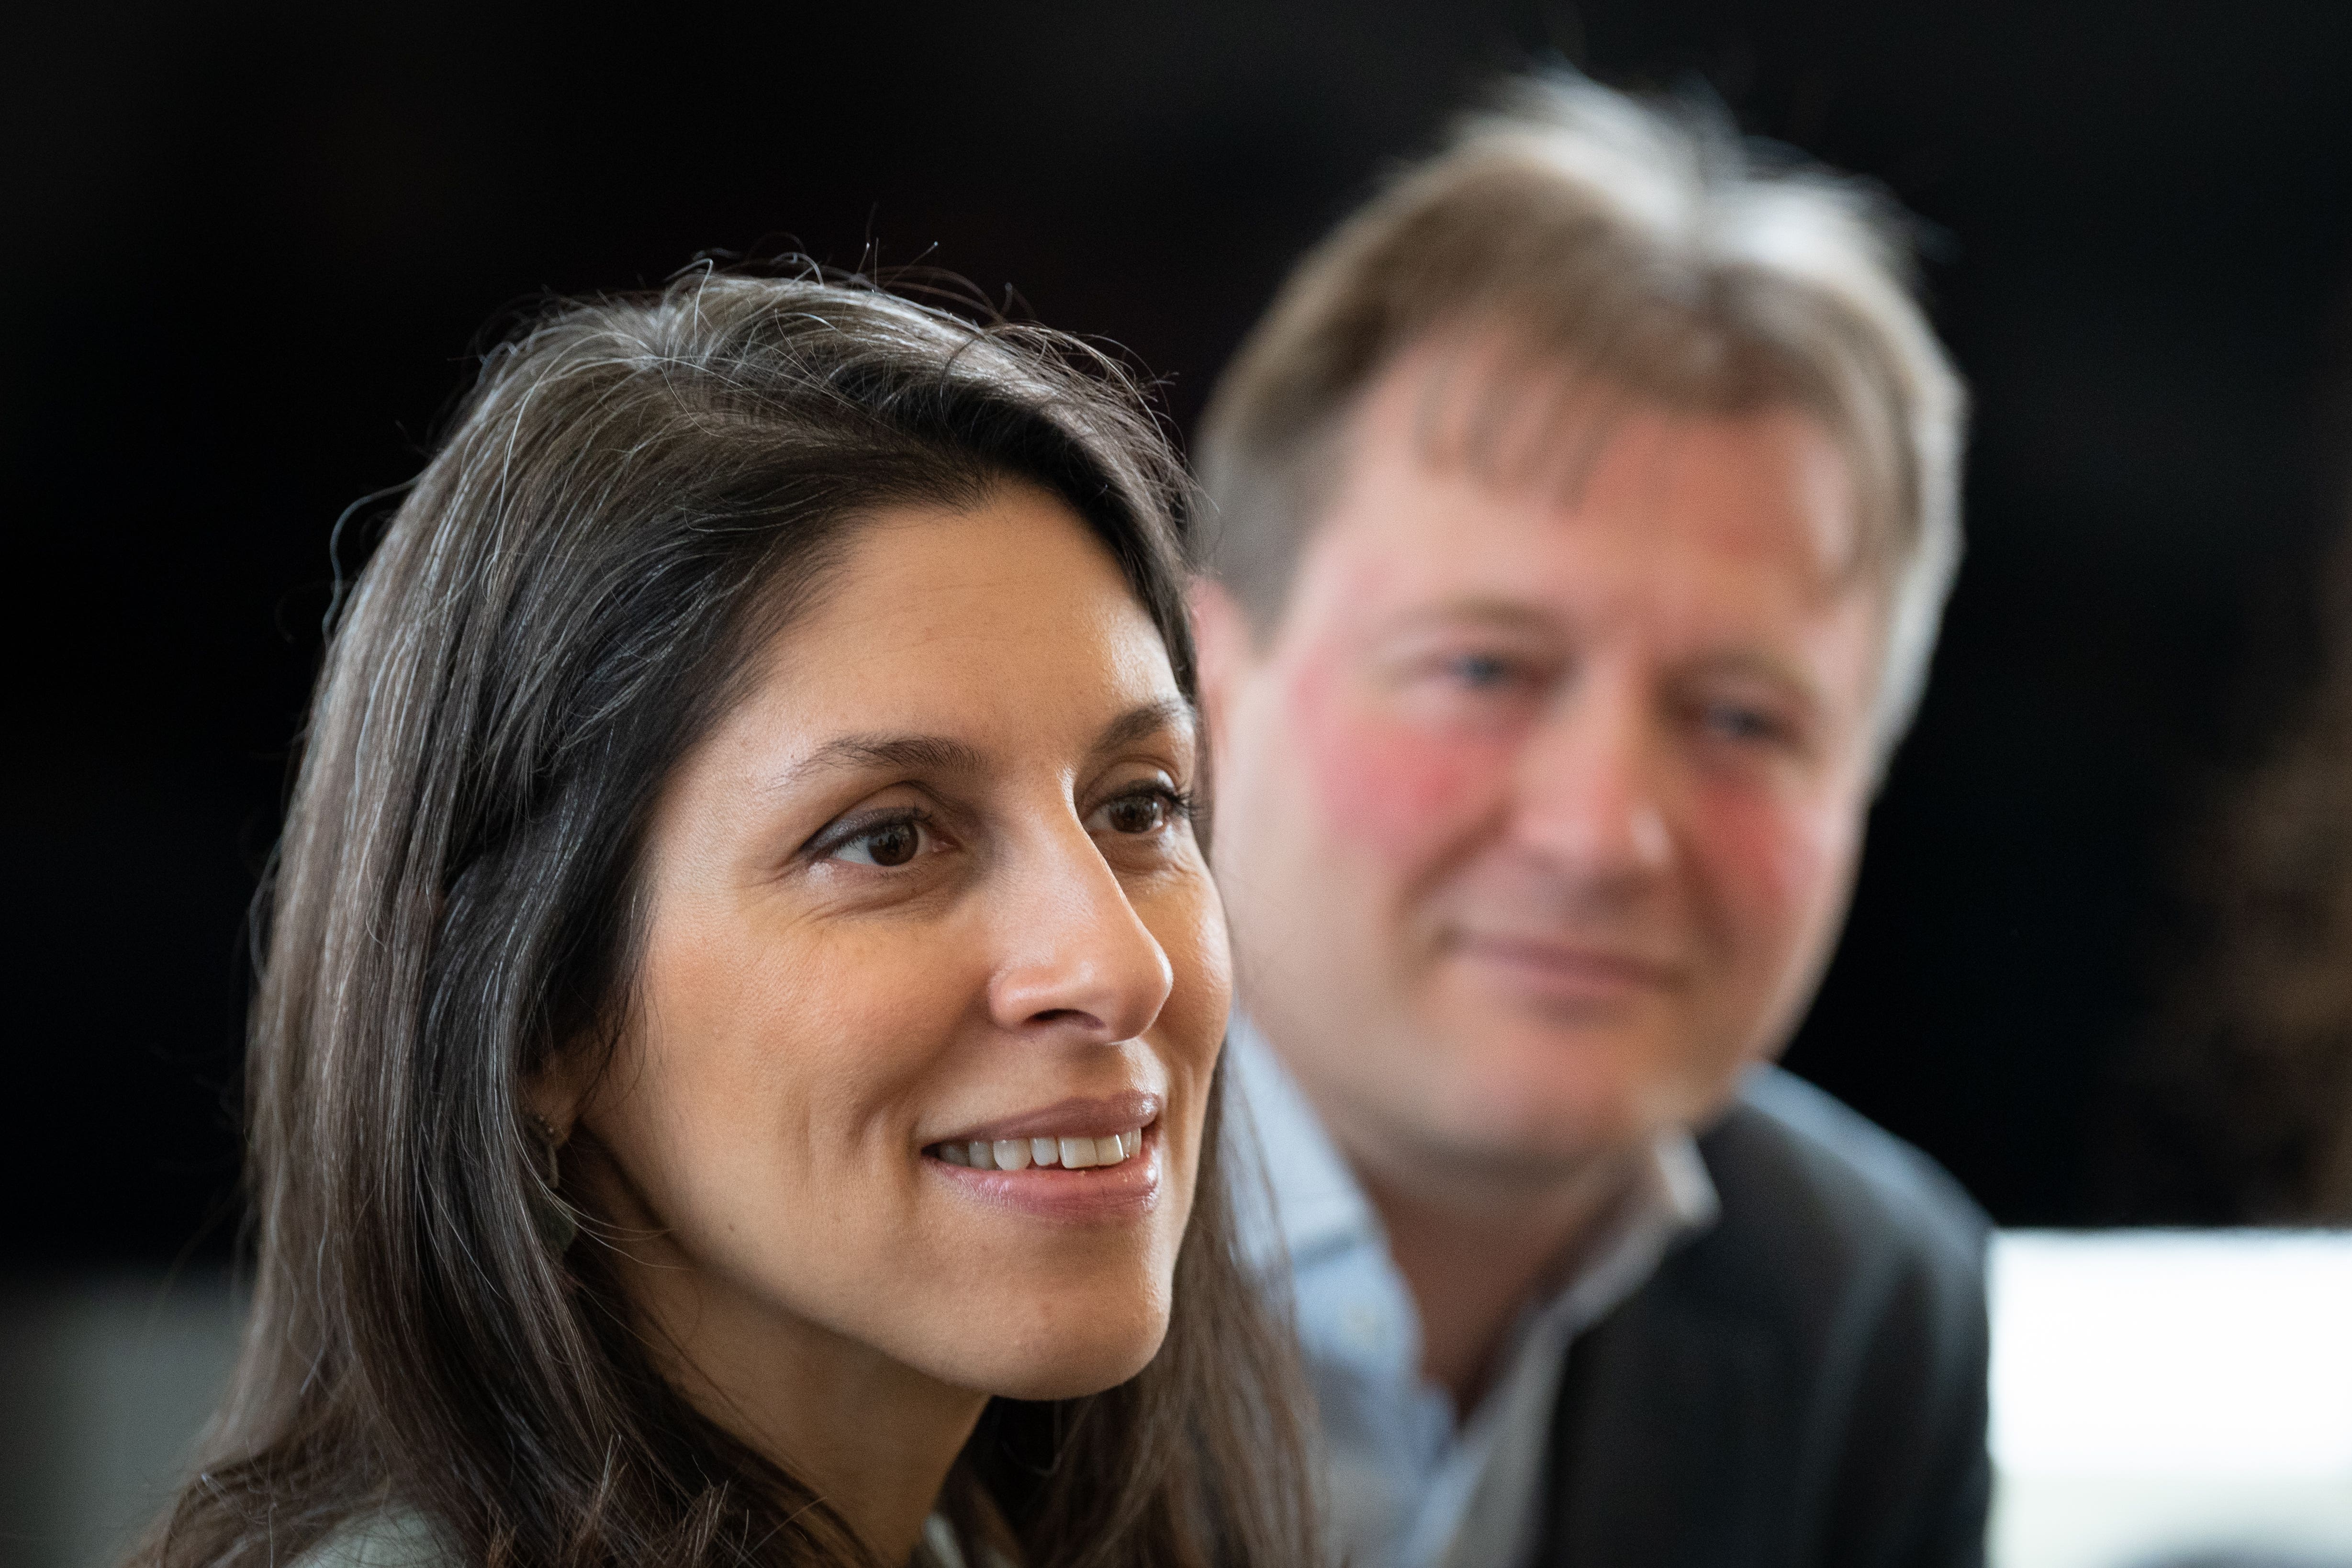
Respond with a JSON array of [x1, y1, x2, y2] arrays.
[[1509, 676, 1676, 882], [985, 824, 1176, 1044]]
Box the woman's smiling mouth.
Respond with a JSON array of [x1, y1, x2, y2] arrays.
[[931, 1128, 1144, 1170], [921, 1093, 1165, 1217]]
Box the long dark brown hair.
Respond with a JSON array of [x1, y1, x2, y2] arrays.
[[139, 270, 1317, 1568]]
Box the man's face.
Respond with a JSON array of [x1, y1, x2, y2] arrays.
[[1197, 345, 1886, 1196]]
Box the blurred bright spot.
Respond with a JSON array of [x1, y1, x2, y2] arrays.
[[1994, 1230, 2352, 1478], [1992, 1230, 2352, 1568]]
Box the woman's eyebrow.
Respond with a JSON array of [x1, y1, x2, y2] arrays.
[[1092, 698, 1195, 757], [778, 733, 988, 788], [774, 703, 1190, 791]]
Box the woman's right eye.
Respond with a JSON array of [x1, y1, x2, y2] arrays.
[[827, 818, 926, 868]]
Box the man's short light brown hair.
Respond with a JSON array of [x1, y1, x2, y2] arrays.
[[1197, 71, 1967, 760]]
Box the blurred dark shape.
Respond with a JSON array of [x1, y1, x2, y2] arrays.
[[2111, 381, 2352, 1223], [0, 1273, 242, 1568]]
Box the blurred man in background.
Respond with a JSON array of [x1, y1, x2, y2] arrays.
[[1194, 74, 1990, 1568]]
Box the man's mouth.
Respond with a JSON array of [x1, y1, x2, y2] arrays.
[[928, 1127, 1146, 1171], [1448, 933, 1682, 988]]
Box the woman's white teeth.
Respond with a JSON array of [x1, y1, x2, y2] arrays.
[[937, 1129, 1142, 1169]]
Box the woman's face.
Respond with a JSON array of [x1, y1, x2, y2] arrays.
[[568, 485, 1228, 1406]]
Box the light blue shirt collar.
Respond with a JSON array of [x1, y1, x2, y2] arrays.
[[1224, 1015, 1720, 1568]]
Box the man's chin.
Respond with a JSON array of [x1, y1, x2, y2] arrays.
[[1445, 1089, 1648, 1171], [1401, 1020, 1692, 1166]]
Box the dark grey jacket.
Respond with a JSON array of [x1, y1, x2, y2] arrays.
[[1538, 1068, 1992, 1568]]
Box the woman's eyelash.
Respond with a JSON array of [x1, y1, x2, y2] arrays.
[[814, 785, 1204, 870], [1142, 784, 1200, 818], [810, 807, 931, 861], [1113, 783, 1200, 821], [812, 783, 1198, 864]]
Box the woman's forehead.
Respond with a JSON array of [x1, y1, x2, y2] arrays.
[[714, 495, 1190, 773]]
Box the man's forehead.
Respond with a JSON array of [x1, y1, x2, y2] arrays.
[[1331, 342, 1870, 594]]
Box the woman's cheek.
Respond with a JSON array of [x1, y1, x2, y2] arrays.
[[1144, 868, 1232, 1072], [1126, 866, 1229, 1214]]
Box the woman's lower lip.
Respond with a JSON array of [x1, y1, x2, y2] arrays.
[[924, 1134, 1162, 1221]]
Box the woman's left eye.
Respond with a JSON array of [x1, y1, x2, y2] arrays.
[[827, 817, 929, 867], [1089, 786, 1186, 837]]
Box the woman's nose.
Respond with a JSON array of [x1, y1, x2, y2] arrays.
[[985, 827, 1175, 1044]]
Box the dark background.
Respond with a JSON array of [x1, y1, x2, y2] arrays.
[[10, 0, 2352, 1268]]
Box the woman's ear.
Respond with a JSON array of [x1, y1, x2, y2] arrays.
[[1187, 577, 1258, 770], [525, 1053, 593, 1149]]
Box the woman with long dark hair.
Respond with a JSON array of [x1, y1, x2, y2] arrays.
[[136, 271, 1317, 1568]]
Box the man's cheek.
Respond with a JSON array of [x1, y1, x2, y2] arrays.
[[1288, 676, 1510, 864], [1688, 784, 1857, 957]]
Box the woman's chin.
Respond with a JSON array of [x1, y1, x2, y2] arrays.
[[988, 1344, 1167, 1403], [937, 1310, 1173, 1403]]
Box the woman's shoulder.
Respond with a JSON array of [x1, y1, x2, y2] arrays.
[[290, 1508, 452, 1568], [291, 1508, 996, 1568]]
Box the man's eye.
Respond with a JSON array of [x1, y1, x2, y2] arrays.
[[831, 818, 925, 867], [1450, 653, 1516, 689], [1701, 704, 1783, 743]]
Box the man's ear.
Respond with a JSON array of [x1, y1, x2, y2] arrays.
[[1188, 577, 1258, 767]]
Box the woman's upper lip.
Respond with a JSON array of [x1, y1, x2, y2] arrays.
[[929, 1090, 1163, 1145]]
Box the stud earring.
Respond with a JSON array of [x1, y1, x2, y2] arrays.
[[527, 1112, 565, 1181], [526, 1112, 578, 1255]]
